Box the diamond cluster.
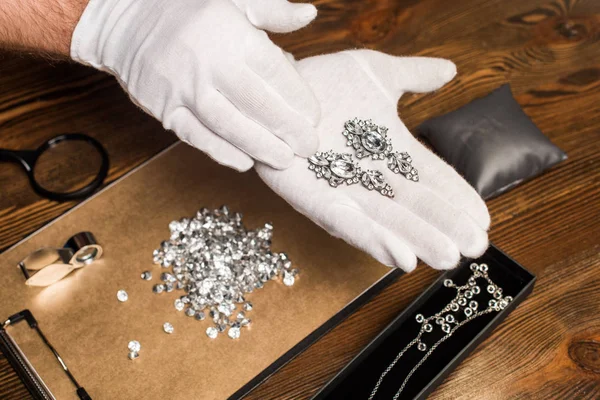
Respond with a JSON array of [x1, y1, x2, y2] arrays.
[[148, 206, 299, 340]]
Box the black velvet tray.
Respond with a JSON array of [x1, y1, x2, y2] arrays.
[[313, 244, 535, 400]]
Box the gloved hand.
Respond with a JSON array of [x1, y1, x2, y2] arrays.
[[256, 50, 490, 271], [71, 0, 320, 171]]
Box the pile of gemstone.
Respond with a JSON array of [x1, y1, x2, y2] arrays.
[[149, 206, 299, 340]]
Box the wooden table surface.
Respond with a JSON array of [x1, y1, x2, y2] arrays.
[[1, 0, 599, 398]]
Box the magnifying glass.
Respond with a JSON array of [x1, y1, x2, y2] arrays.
[[0, 134, 109, 201]]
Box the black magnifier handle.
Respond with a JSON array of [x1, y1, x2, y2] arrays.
[[0, 148, 38, 171]]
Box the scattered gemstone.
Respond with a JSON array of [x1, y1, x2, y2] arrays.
[[195, 312, 206, 321], [228, 327, 241, 339], [283, 271, 295, 286], [163, 322, 174, 334], [185, 308, 195, 317], [141, 271, 152, 280], [243, 302, 253, 312], [128, 340, 140, 352], [206, 327, 218, 339], [174, 299, 185, 311], [128, 351, 139, 360], [117, 290, 129, 302], [153, 284, 164, 294]]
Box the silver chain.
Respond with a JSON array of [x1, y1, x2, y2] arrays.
[[391, 309, 493, 399], [368, 263, 511, 399]]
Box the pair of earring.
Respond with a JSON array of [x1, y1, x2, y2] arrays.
[[307, 119, 418, 198]]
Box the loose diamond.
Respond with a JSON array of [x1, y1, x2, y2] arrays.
[[117, 290, 128, 302], [185, 308, 195, 317], [206, 327, 218, 339], [283, 271, 295, 286], [141, 271, 152, 280], [243, 302, 253, 312], [228, 327, 241, 339], [152, 284, 164, 294], [128, 340, 140, 352], [195, 312, 206, 321], [163, 323, 174, 334], [174, 299, 185, 311]]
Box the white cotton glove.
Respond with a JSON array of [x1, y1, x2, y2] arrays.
[[256, 50, 491, 272], [71, 0, 320, 171]]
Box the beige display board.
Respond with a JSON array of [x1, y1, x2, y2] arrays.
[[0, 143, 395, 399]]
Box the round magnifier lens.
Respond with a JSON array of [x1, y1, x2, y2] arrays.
[[33, 138, 104, 195]]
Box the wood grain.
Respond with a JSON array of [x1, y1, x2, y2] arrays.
[[1, 0, 599, 398]]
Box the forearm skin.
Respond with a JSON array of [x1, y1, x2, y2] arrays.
[[0, 0, 88, 56]]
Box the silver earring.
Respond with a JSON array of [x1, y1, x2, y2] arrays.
[[342, 118, 419, 182], [342, 118, 392, 160], [308, 151, 394, 198], [388, 151, 419, 182]]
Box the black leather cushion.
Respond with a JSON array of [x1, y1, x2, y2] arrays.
[[419, 84, 567, 199]]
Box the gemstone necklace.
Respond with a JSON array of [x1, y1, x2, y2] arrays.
[[368, 263, 512, 399]]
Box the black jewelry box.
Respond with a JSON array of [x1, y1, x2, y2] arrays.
[[313, 244, 535, 400]]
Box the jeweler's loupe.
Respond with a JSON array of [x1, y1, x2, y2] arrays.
[[18, 232, 103, 287]]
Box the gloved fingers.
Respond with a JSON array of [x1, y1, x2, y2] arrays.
[[384, 170, 489, 258], [196, 91, 294, 169], [401, 129, 491, 230], [323, 203, 418, 271], [245, 38, 320, 126], [233, 0, 318, 33], [217, 67, 319, 157], [176, 112, 254, 172], [358, 195, 461, 270], [346, 50, 457, 99]]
